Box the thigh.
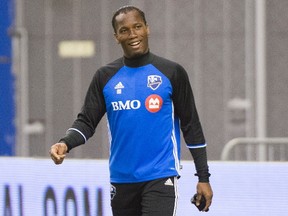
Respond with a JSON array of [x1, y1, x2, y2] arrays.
[[141, 176, 178, 216], [110, 182, 142, 216]]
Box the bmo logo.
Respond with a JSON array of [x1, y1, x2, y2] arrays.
[[111, 100, 141, 111], [145, 94, 163, 113]]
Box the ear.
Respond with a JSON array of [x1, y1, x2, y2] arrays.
[[146, 25, 150, 37], [114, 33, 120, 44]]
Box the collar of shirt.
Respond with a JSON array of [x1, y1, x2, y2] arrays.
[[123, 51, 153, 67]]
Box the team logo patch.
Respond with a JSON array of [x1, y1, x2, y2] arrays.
[[147, 75, 162, 90], [145, 94, 163, 113], [110, 185, 116, 200]]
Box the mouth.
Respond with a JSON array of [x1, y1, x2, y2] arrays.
[[129, 41, 141, 47]]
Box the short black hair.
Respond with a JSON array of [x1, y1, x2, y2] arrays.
[[112, 5, 147, 33]]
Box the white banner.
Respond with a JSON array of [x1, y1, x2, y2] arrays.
[[1, 158, 288, 215]]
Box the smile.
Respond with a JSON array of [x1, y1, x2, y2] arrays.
[[129, 41, 141, 46]]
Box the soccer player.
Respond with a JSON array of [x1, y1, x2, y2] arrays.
[[50, 5, 213, 215]]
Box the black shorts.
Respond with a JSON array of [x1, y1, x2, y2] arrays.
[[110, 176, 178, 216]]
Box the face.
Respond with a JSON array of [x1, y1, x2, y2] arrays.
[[114, 10, 150, 59]]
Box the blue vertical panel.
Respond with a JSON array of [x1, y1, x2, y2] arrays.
[[0, 0, 15, 155]]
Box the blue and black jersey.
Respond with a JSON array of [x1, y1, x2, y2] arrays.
[[60, 52, 209, 183]]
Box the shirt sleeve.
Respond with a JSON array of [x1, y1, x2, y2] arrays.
[[171, 64, 210, 182], [171, 64, 206, 145], [59, 70, 107, 151]]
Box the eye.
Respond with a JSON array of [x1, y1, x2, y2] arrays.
[[135, 24, 142, 30], [119, 28, 127, 34]]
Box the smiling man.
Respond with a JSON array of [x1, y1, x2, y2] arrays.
[[50, 5, 213, 216], [112, 8, 150, 58]]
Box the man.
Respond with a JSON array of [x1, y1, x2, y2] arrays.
[[50, 5, 213, 216]]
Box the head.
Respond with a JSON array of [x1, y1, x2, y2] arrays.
[[112, 6, 150, 59]]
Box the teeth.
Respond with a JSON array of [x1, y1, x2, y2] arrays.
[[130, 41, 140, 46]]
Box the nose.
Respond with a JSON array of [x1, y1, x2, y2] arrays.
[[129, 29, 137, 38]]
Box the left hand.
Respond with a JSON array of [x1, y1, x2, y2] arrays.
[[196, 182, 213, 212]]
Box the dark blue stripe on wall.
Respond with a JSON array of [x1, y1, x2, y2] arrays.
[[0, 0, 16, 155]]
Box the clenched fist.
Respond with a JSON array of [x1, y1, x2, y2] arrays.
[[49, 143, 68, 164]]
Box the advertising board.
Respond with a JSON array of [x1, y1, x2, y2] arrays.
[[1, 158, 288, 215]]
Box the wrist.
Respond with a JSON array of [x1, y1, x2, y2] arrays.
[[59, 140, 70, 153], [195, 172, 211, 183]]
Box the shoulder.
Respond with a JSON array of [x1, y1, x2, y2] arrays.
[[151, 53, 180, 68], [150, 53, 187, 80], [98, 57, 123, 74], [92, 57, 124, 89]]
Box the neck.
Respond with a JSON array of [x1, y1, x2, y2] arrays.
[[123, 51, 153, 67]]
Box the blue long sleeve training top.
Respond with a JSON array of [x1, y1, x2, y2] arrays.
[[60, 52, 209, 183]]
